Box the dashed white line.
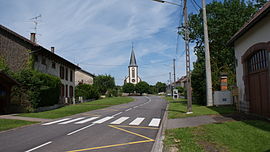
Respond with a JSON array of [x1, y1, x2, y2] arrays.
[[133, 106, 138, 108], [59, 117, 85, 124], [25, 141, 52, 152], [129, 117, 145, 126], [110, 117, 129, 124], [42, 118, 71, 126], [112, 112, 122, 117], [75, 117, 99, 124], [67, 124, 95, 136], [93, 116, 114, 124], [148, 118, 161, 127], [125, 108, 132, 112]]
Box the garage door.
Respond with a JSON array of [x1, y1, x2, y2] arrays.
[[247, 49, 270, 117]]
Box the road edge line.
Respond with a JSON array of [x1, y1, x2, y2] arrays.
[[151, 97, 168, 152]]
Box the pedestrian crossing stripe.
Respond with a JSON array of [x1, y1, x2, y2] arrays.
[[42, 117, 161, 127]]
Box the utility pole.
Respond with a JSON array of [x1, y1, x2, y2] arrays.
[[184, 0, 192, 113], [202, 0, 213, 106], [169, 72, 172, 95], [173, 58, 176, 87]]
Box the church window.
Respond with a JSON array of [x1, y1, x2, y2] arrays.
[[132, 68, 135, 77]]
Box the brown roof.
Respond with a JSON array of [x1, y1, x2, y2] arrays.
[[228, 1, 270, 45], [0, 24, 80, 69], [0, 71, 19, 85]]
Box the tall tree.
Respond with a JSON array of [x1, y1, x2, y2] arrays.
[[155, 82, 166, 93], [135, 81, 150, 95], [93, 75, 115, 95], [184, 0, 259, 105], [122, 83, 135, 94]]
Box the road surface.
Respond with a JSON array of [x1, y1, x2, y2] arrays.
[[0, 96, 167, 152]]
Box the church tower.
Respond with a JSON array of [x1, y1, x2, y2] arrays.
[[124, 46, 141, 84]]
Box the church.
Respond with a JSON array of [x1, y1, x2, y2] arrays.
[[124, 46, 141, 84]]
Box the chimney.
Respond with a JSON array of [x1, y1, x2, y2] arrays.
[[51, 47, 55, 53], [30, 33, 36, 43]]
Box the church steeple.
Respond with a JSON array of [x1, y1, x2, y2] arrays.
[[124, 44, 141, 84], [129, 47, 137, 66]]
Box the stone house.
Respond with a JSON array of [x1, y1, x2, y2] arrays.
[[75, 69, 95, 86], [0, 24, 80, 103], [228, 2, 270, 117]]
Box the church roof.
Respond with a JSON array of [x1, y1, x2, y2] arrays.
[[129, 48, 137, 66]]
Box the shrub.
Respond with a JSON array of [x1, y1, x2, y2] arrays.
[[12, 69, 61, 108], [75, 84, 100, 100]]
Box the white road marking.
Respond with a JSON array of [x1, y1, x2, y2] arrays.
[[112, 112, 122, 117], [75, 117, 99, 124], [110, 117, 129, 125], [25, 141, 52, 152], [59, 117, 85, 124], [133, 106, 138, 108], [148, 118, 161, 127], [125, 108, 132, 112], [129, 117, 145, 126], [93, 116, 114, 124], [67, 124, 95, 136], [42, 118, 71, 126]]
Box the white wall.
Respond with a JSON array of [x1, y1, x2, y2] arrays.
[[234, 15, 270, 111], [75, 70, 94, 86], [34, 55, 75, 98]]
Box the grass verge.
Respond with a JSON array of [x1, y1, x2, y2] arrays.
[[164, 97, 235, 119], [19, 97, 134, 119], [0, 119, 37, 132], [164, 120, 270, 152]]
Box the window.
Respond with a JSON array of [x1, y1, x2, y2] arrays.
[[60, 66, 64, 79], [61, 84, 64, 97], [132, 68, 135, 78], [248, 50, 268, 73], [70, 70, 73, 82], [65, 68, 68, 81], [66, 85, 68, 97], [52, 62, 56, 69], [69, 86, 73, 97], [41, 57, 46, 65]]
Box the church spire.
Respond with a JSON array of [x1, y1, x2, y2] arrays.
[[129, 44, 137, 66]]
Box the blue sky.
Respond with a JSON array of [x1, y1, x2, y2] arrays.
[[0, 0, 205, 85]]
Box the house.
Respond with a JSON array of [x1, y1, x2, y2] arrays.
[[124, 46, 141, 84], [228, 2, 270, 117], [0, 71, 19, 114], [75, 69, 95, 86], [0, 24, 80, 103], [174, 76, 187, 88]]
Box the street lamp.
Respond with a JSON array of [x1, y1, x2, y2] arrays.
[[152, 0, 192, 113]]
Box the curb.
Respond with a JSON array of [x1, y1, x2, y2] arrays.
[[151, 99, 168, 152]]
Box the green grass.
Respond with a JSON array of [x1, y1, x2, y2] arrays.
[[19, 97, 134, 119], [0, 119, 37, 131], [164, 120, 270, 152], [164, 97, 236, 119]]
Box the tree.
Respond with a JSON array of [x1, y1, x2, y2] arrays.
[[135, 81, 150, 95], [75, 84, 100, 100], [183, 0, 260, 105], [93, 75, 115, 95], [122, 83, 135, 94], [155, 82, 166, 93]]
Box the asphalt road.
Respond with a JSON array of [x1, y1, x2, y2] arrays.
[[0, 95, 167, 152]]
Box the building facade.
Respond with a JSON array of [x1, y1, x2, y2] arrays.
[[228, 2, 270, 117], [124, 47, 141, 84], [75, 69, 95, 86], [0, 24, 80, 103]]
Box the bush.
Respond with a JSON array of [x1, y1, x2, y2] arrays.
[[12, 69, 61, 109], [106, 88, 119, 97], [75, 84, 100, 100]]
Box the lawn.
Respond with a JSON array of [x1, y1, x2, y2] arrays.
[[0, 119, 37, 132], [164, 97, 236, 119], [164, 120, 270, 152], [19, 97, 134, 119]]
